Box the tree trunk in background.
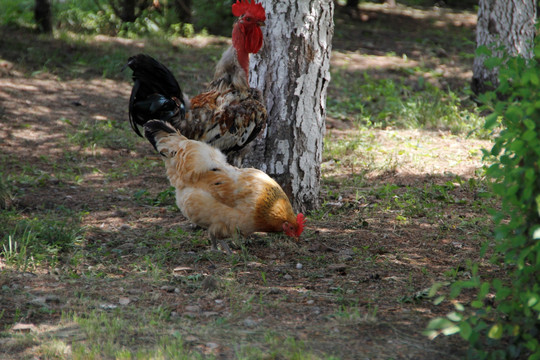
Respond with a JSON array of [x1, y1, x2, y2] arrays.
[[472, 0, 536, 94], [34, 0, 52, 33], [108, 0, 152, 23], [243, 0, 334, 213], [174, 0, 192, 24]]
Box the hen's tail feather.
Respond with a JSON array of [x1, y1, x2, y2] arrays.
[[143, 120, 178, 155], [126, 54, 186, 137]]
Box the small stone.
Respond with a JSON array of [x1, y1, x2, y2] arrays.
[[185, 335, 198, 343], [340, 255, 353, 262], [160, 285, 176, 293], [214, 299, 224, 304], [327, 263, 347, 274], [45, 295, 61, 303], [296, 263, 303, 269], [243, 317, 257, 328], [119, 297, 131, 306], [185, 305, 201, 313], [119, 224, 131, 231], [203, 311, 219, 318], [206, 342, 219, 350], [12, 323, 36, 332], [99, 303, 117, 310], [201, 276, 218, 291], [307, 299, 315, 305], [283, 274, 292, 280], [29, 296, 47, 306], [173, 266, 194, 274]]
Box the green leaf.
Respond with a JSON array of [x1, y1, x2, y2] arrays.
[[505, 105, 523, 122], [524, 118, 535, 130], [459, 321, 472, 340], [447, 312, 463, 322], [471, 300, 484, 308], [426, 317, 454, 330], [428, 282, 446, 298], [528, 349, 540, 360], [535, 44, 540, 58], [527, 294, 539, 308], [476, 45, 492, 56], [442, 324, 461, 336], [509, 139, 524, 152], [530, 71, 540, 86], [479, 282, 490, 299], [433, 295, 445, 305], [484, 113, 499, 129], [454, 302, 465, 312], [523, 129, 537, 142], [522, 68, 540, 86], [484, 56, 503, 69], [488, 323, 503, 339]]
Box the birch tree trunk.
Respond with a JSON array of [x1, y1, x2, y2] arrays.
[[472, 0, 536, 94], [244, 0, 334, 213]]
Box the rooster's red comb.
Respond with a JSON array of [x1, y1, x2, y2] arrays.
[[232, 0, 266, 21], [296, 213, 305, 237]]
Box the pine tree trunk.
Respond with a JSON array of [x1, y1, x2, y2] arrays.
[[244, 0, 334, 213], [472, 0, 536, 94]]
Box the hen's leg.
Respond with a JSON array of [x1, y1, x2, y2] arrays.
[[209, 235, 232, 255], [219, 240, 232, 255]]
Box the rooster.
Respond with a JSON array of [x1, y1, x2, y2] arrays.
[[144, 120, 305, 252], [127, 0, 267, 164]]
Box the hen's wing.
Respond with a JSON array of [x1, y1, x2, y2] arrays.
[[170, 87, 267, 156]]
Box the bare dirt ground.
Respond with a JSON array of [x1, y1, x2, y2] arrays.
[[0, 4, 496, 359]]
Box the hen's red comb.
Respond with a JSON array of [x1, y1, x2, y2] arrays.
[[232, 0, 266, 21], [296, 213, 305, 237]]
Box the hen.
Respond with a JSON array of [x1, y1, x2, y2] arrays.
[[144, 120, 305, 252], [127, 0, 267, 164]]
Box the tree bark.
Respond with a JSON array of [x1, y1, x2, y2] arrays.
[[34, 0, 52, 33], [472, 0, 536, 94], [174, 0, 192, 24], [244, 0, 334, 213]]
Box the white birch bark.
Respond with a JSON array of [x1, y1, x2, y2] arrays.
[[244, 0, 334, 213], [472, 0, 536, 93]]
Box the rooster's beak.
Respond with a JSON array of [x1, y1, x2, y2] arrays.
[[258, 21, 265, 27]]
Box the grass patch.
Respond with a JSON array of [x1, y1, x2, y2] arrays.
[[327, 71, 488, 138], [63, 118, 138, 151], [238, 334, 339, 360], [0, 209, 85, 270]]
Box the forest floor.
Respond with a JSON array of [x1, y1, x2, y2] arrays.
[[0, 4, 497, 359]]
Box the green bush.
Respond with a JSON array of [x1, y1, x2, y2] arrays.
[[426, 36, 540, 359], [0, 0, 34, 29], [192, 0, 234, 35], [0, 0, 197, 37]]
